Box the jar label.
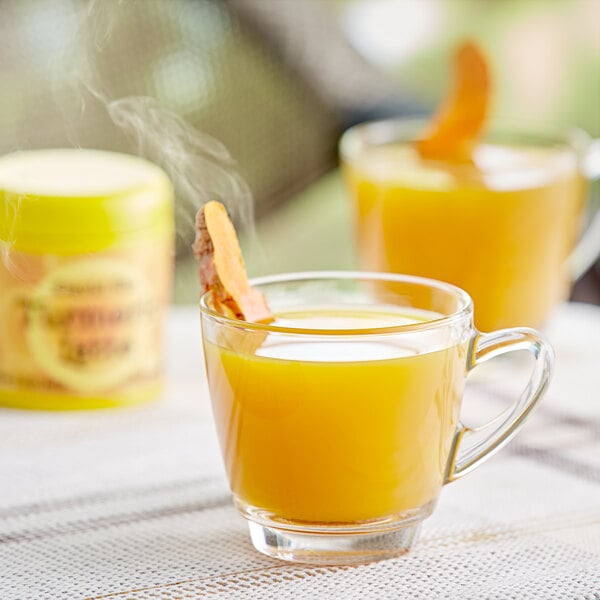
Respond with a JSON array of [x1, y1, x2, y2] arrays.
[[23, 257, 157, 393]]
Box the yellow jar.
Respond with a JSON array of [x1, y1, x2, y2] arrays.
[[0, 149, 174, 409]]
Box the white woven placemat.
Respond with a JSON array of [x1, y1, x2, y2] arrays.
[[1, 304, 599, 600]]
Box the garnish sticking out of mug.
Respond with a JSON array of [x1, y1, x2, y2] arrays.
[[193, 200, 273, 324], [417, 41, 491, 163]]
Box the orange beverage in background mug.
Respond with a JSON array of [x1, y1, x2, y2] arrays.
[[200, 272, 554, 564], [340, 120, 600, 331]]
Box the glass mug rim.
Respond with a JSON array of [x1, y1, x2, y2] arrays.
[[339, 116, 592, 172], [199, 270, 474, 335]]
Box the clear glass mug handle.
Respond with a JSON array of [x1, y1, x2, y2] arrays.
[[571, 137, 600, 280], [445, 328, 554, 482]]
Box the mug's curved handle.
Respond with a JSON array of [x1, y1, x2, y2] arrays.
[[445, 328, 554, 482], [571, 138, 600, 280]]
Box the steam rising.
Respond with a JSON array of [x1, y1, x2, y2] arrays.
[[56, 0, 260, 254], [108, 96, 256, 237]]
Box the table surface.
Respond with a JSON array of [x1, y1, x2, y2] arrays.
[[1, 303, 599, 600]]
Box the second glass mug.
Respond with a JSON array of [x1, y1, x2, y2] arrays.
[[200, 272, 553, 564], [340, 119, 600, 331]]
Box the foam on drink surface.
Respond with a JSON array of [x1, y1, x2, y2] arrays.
[[350, 142, 577, 191], [255, 306, 444, 363]]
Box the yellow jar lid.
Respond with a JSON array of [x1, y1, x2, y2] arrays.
[[0, 149, 174, 254]]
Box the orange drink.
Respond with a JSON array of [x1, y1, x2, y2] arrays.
[[205, 307, 466, 523], [340, 120, 591, 331], [200, 272, 553, 564]]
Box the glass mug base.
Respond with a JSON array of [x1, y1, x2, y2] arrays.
[[239, 500, 435, 565]]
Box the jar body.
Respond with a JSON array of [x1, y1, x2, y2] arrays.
[[0, 233, 173, 409], [0, 149, 174, 409]]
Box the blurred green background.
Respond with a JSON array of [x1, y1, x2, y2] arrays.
[[0, 0, 598, 303]]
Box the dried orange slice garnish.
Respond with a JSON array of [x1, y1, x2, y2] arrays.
[[193, 201, 273, 324], [417, 41, 490, 163]]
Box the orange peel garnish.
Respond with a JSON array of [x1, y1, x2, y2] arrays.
[[417, 41, 490, 163], [193, 201, 273, 324]]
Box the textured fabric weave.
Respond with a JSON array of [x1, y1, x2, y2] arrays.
[[1, 305, 599, 599]]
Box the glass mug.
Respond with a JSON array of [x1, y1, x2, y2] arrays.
[[200, 272, 553, 564], [340, 119, 600, 331]]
